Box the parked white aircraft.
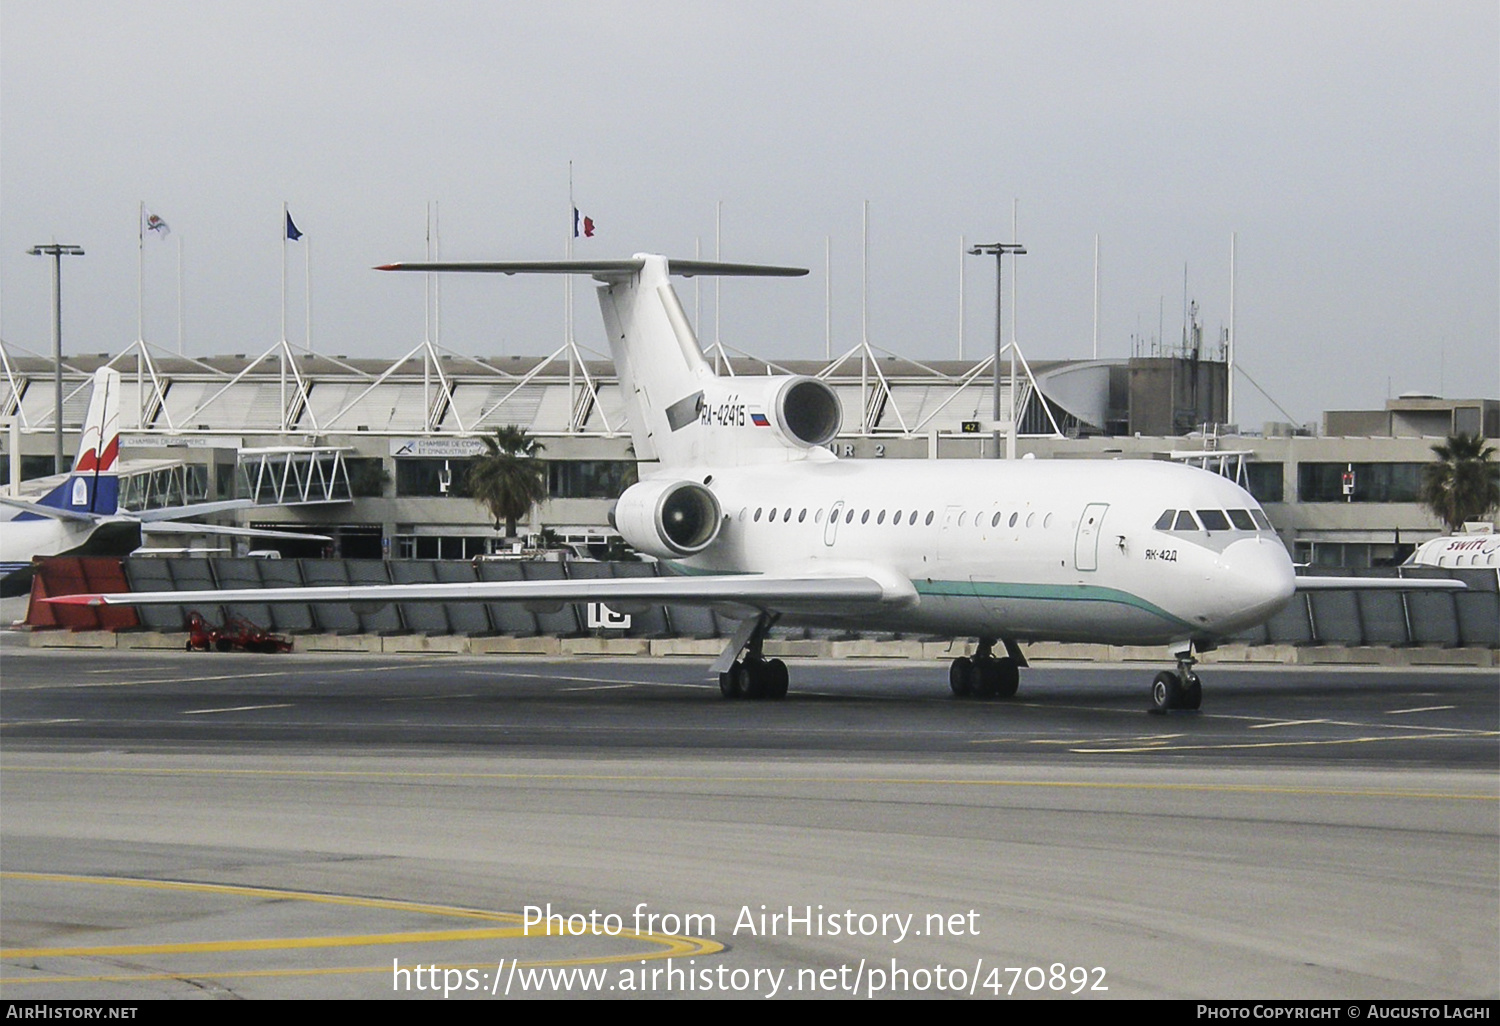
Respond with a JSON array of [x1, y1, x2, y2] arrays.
[[51, 256, 1463, 709], [2, 367, 326, 596], [1405, 533, 1499, 569]]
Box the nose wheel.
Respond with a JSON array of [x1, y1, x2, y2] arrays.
[[1150, 650, 1203, 712]]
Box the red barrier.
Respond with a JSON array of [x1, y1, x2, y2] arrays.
[[25, 557, 141, 631]]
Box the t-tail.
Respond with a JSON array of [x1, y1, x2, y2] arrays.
[[18, 367, 121, 519], [377, 254, 841, 472]]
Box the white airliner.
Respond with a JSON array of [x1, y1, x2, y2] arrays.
[[1405, 533, 1499, 569], [2, 367, 326, 597], [50, 256, 1463, 710]]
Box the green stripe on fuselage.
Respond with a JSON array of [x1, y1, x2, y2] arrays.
[[918, 579, 1196, 632]]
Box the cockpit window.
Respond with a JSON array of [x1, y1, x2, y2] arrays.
[[1197, 510, 1231, 532], [1251, 509, 1274, 531], [1154, 510, 1175, 531], [1227, 509, 1256, 531], [1173, 510, 1200, 531]]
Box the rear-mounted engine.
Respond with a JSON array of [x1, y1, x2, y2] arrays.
[[771, 376, 841, 448], [611, 479, 723, 558]]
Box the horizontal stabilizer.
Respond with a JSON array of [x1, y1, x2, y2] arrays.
[[376, 258, 808, 279], [0, 497, 99, 523]]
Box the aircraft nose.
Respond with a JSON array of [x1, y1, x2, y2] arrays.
[[1213, 537, 1296, 631]]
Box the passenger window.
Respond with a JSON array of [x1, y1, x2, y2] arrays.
[[991, 512, 1002, 528], [1173, 510, 1199, 531], [877, 510, 886, 524], [1198, 509, 1230, 532], [783, 508, 793, 522], [846, 509, 855, 524], [768, 508, 777, 522], [1154, 510, 1175, 531], [908, 511, 918, 525], [754, 508, 763, 522], [1026, 513, 1035, 528], [861, 510, 870, 524], [1228, 509, 1256, 531], [797, 509, 807, 523], [893, 510, 902, 523], [815, 509, 823, 523], [925, 511, 934, 525], [958, 512, 968, 527], [1009, 512, 1018, 528]]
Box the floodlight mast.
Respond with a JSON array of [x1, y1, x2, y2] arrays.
[[27, 243, 86, 473], [967, 242, 1026, 458]]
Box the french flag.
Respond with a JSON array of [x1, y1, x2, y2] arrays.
[[573, 208, 595, 238]]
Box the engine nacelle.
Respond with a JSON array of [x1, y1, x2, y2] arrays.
[[768, 376, 842, 448], [611, 478, 723, 558]]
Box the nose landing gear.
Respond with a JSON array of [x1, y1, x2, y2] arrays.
[[1151, 644, 1203, 712]]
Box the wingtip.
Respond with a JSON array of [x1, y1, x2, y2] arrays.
[[374, 263, 402, 271], [44, 594, 106, 606]]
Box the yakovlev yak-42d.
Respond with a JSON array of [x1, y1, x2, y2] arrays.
[[51, 254, 1463, 710]]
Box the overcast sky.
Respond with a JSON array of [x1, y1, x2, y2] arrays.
[[2, 1, 1495, 431]]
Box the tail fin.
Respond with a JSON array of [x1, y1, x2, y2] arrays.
[[377, 255, 811, 469], [28, 368, 121, 517]]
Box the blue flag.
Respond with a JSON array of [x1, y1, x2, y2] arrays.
[[286, 212, 303, 241]]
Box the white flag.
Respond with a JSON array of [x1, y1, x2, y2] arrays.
[[142, 208, 170, 238]]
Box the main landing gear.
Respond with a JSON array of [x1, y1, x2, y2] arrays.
[[949, 637, 1023, 699], [716, 613, 788, 700], [1150, 645, 1203, 712]]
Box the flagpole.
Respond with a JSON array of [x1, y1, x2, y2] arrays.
[[280, 202, 288, 345], [136, 201, 144, 344], [714, 200, 721, 348], [566, 162, 574, 345], [567, 162, 575, 432], [177, 233, 184, 356], [305, 235, 313, 353]]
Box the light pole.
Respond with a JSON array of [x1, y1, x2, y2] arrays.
[[28, 243, 85, 474], [967, 242, 1025, 457]]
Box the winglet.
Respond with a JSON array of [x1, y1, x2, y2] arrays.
[[43, 594, 109, 606]]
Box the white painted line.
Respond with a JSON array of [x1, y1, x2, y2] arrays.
[[182, 704, 295, 715]]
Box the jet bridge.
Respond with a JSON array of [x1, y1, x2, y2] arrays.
[[237, 447, 353, 506]]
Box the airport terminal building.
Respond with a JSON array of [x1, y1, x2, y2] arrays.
[[2, 339, 1495, 569]]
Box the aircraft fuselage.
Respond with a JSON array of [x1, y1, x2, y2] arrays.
[[670, 456, 1295, 647]]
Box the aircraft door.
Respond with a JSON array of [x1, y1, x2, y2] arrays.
[[1074, 502, 1109, 572], [823, 500, 844, 546]]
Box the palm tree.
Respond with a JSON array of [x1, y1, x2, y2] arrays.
[[466, 426, 548, 541], [1419, 432, 1499, 533]]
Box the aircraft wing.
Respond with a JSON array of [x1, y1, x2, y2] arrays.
[[45, 571, 899, 610], [129, 499, 255, 523], [0, 497, 99, 523], [140, 521, 332, 542], [1293, 576, 1465, 591]]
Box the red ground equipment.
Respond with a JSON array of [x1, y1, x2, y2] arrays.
[[185, 611, 292, 654]]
